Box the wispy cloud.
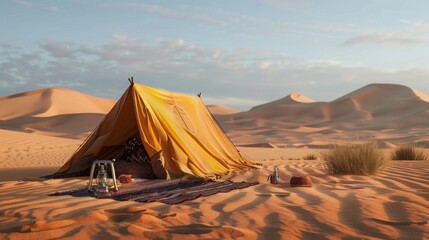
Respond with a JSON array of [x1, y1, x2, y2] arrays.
[[0, 43, 12, 49], [343, 33, 429, 46], [13, 0, 60, 12], [47, 6, 60, 12], [98, 2, 363, 38], [401, 19, 429, 30], [262, 0, 302, 9], [343, 20, 429, 46], [100, 3, 228, 26], [13, 0, 32, 7]]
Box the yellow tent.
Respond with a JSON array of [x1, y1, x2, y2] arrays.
[[53, 83, 257, 179]]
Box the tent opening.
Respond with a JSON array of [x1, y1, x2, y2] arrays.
[[114, 134, 157, 179]]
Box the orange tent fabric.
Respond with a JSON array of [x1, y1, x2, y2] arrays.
[[53, 83, 257, 179]]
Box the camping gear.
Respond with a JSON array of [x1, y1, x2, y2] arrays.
[[87, 159, 118, 192], [51, 82, 257, 179], [290, 175, 312, 187], [50, 179, 259, 205], [267, 167, 279, 184], [118, 174, 132, 184], [95, 164, 109, 193]]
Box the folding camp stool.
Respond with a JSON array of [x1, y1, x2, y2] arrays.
[[87, 159, 118, 191]]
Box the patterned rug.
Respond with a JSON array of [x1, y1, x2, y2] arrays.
[[49, 179, 258, 205]]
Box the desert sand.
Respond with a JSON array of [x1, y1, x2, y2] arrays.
[[206, 104, 240, 115], [220, 83, 429, 148], [1, 83, 429, 239]]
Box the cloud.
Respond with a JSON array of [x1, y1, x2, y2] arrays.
[[47, 6, 60, 12], [401, 19, 429, 31], [41, 40, 78, 59], [0, 43, 12, 49], [2, 36, 429, 110], [13, 0, 32, 7], [343, 33, 429, 46], [263, 0, 301, 9], [13, 1, 61, 12], [343, 20, 429, 46], [97, 2, 363, 38], [100, 3, 228, 26]]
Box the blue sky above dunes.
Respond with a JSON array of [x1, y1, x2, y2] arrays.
[[1, 0, 429, 110]]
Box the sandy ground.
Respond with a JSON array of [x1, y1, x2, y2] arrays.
[[0, 140, 429, 239], [1, 84, 429, 239]]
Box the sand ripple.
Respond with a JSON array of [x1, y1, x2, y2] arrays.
[[1, 159, 428, 239]]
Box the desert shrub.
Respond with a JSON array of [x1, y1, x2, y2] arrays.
[[321, 142, 388, 175], [303, 154, 318, 160], [391, 144, 429, 160]]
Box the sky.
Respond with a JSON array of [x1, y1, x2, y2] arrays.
[[1, 0, 429, 110]]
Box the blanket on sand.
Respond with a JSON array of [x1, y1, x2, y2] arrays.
[[49, 179, 258, 205]]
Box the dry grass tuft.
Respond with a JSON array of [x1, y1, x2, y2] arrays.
[[391, 144, 429, 160], [321, 142, 389, 175], [303, 154, 318, 160]]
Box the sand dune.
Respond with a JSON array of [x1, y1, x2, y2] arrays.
[[0, 87, 115, 120], [251, 91, 315, 110], [219, 83, 429, 148], [206, 104, 239, 115], [0, 113, 107, 139], [0, 88, 115, 138], [288, 92, 315, 103]]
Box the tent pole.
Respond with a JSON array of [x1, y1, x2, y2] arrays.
[[128, 76, 134, 84]]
